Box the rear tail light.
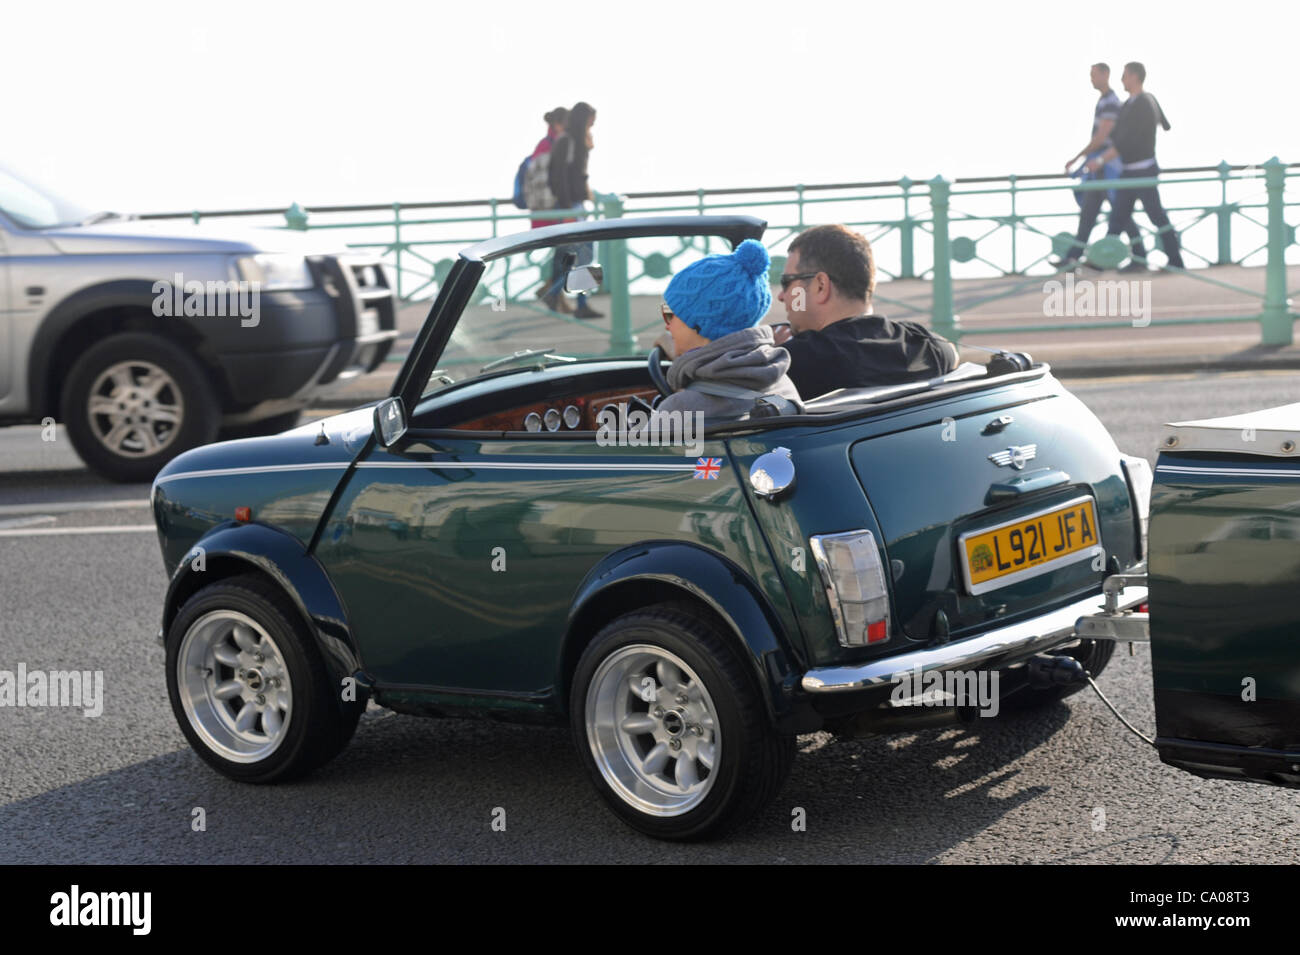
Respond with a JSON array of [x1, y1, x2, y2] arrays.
[[1120, 454, 1153, 561], [809, 530, 891, 647]]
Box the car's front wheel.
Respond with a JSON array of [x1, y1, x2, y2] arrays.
[[61, 332, 221, 482], [570, 604, 795, 840], [165, 574, 363, 783]]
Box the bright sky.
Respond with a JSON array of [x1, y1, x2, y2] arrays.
[[6, 0, 1297, 214]]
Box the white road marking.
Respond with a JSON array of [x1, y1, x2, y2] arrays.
[[0, 499, 151, 517], [0, 515, 58, 530], [0, 524, 156, 538]]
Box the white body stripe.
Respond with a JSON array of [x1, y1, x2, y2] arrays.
[[1156, 464, 1300, 479], [155, 458, 708, 484]]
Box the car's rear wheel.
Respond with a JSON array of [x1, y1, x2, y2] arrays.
[[570, 603, 795, 841], [61, 332, 221, 482], [165, 574, 363, 783]]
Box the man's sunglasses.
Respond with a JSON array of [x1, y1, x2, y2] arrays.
[[778, 271, 830, 290]]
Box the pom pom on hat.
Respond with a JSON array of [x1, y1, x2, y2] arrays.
[[663, 239, 772, 340], [732, 238, 770, 279]]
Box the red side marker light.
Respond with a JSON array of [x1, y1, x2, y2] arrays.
[[235, 506, 252, 523], [867, 620, 888, 643], [1137, 602, 1148, 614]]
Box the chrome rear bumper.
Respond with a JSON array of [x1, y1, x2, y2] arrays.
[[801, 581, 1148, 694]]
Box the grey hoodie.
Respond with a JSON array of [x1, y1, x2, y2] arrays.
[[653, 325, 801, 422]]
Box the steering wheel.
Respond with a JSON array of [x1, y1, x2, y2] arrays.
[[648, 345, 673, 398]]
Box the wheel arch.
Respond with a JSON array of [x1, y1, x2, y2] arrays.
[[162, 522, 364, 713], [561, 542, 816, 733], [30, 280, 223, 418]]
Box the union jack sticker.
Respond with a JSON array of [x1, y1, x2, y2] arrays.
[[693, 457, 723, 480]]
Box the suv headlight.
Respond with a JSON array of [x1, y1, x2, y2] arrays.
[[810, 530, 891, 647], [234, 254, 314, 291], [1120, 453, 1152, 561]]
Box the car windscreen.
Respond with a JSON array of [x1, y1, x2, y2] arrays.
[[0, 163, 94, 229], [423, 231, 764, 395]]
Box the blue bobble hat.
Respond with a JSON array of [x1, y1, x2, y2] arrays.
[[663, 239, 772, 340]]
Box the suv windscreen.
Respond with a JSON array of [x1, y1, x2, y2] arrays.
[[423, 232, 759, 395], [0, 164, 94, 229]]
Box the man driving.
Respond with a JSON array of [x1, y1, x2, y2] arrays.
[[772, 225, 959, 398]]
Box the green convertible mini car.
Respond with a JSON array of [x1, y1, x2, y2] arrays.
[[151, 216, 1151, 840]]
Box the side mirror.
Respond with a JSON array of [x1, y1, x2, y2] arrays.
[[373, 396, 408, 448], [564, 264, 603, 294]]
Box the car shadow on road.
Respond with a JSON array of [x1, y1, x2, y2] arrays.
[[1, 698, 1087, 864]]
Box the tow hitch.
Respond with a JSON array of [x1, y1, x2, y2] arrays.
[[1028, 571, 1157, 747], [1074, 572, 1149, 644]]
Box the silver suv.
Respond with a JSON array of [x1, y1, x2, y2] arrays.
[[0, 163, 398, 481]]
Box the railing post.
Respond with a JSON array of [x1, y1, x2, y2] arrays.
[[1008, 174, 1018, 274], [284, 202, 309, 230], [392, 202, 403, 301], [796, 184, 805, 230], [698, 188, 709, 255], [599, 193, 636, 355], [899, 177, 914, 279], [928, 176, 959, 341], [1260, 157, 1293, 345], [1215, 161, 1234, 265]]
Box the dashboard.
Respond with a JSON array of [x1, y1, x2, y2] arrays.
[[451, 386, 660, 433]]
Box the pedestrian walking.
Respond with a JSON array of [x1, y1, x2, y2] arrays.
[[525, 107, 572, 313], [1058, 63, 1142, 269], [1088, 62, 1185, 270], [545, 102, 602, 318]]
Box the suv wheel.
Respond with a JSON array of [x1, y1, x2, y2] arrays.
[[570, 603, 795, 841], [61, 332, 220, 482]]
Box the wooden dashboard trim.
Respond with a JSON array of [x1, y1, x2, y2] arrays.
[[451, 386, 661, 432]]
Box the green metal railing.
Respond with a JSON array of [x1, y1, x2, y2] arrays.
[[140, 158, 1299, 348]]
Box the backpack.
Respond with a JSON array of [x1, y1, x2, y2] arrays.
[[511, 155, 530, 210], [524, 149, 557, 210]]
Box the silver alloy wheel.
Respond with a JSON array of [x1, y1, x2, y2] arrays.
[[177, 610, 292, 763], [586, 644, 720, 816], [86, 360, 184, 458]]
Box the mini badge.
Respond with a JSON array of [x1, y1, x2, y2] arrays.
[[694, 457, 723, 480]]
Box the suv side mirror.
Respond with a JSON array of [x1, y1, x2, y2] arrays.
[[373, 396, 408, 447], [564, 264, 603, 294]]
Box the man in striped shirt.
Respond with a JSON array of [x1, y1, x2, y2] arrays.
[[1087, 61, 1185, 270], [1059, 63, 1143, 269]]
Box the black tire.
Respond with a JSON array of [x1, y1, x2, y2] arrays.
[[1000, 638, 1116, 712], [61, 332, 221, 482], [570, 603, 795, 841], [219, 410, 303, 440], [165, 574, 363, 783]]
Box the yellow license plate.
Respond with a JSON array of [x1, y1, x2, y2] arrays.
[[959, 497, 1100, 594]]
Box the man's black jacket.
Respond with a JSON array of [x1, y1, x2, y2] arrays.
[[780, 314, 959, 399]]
